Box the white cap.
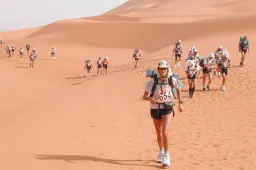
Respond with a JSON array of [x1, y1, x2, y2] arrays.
[[218, 45, 223, 49], [224, 52, 229, 58], [187, 60, 195, 67], [209, 53, 215, 58], [193, 49, 198, 53], [105, 56, 109, 60], [177, 40, 181, 43], [158, 60, 169, 68]]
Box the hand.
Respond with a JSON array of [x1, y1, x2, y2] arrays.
[[150, 97, 156, 104], [178, 105, 183, 112]]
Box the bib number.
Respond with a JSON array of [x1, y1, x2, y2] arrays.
[[159, 90, 172, 102]]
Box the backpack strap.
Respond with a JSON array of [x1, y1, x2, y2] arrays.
[[168, 76, 176, 99], [150, 74, 158, 97]]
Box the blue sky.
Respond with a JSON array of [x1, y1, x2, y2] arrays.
[[0, 0, 127, 32]]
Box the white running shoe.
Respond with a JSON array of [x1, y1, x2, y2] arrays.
[[157, 150, 164, 163], [177, 62, 180, 67], [174, 64, 177, 68], [162, 153, 170, 167], [220, 86, 225, 91]]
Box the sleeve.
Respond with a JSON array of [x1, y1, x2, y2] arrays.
[[185, 64, 189, 72], [172, 77, 180, 89], [144, 78, 154, 93]]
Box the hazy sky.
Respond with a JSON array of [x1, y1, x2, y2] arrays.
[[0, 0, 127, 32]]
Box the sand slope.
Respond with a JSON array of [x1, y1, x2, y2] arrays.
[[1, 0, 256, 170]]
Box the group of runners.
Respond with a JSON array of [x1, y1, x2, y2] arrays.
[[0, 38, 57, 68], [1, 35, 250, 168], [142, 36, 250, 167], [84, 48, 142, 78], [84, 56, 109, 77]]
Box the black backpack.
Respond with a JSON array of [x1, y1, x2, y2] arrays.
[[199, 58, 205, 67]]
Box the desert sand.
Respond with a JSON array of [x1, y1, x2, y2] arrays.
[[1, 0, 256, 169]]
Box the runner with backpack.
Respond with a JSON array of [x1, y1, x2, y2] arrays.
[[132, 48, 141, 68], [51, 47, 56, 60], [26, 44, 30, 55], [6, 45, 12, 57], [0, 38, 4, 47], [217, 52, 230, 91], [84, 60, 93, 78], [143, 60, 183, 167], [239, 36, 249, 67], [202, 53, 215, 91], [11, 45, 15, 55], [19, 48, 24, 60], [185, 60, 198, 98], [96, 57, 103, 75], [102, 56, 109, 75], [213, 46, 225, 77], [29, 49, 37, 68], [172, 40, 183, 68]]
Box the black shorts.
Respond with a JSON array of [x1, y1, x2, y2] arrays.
[[221, 68, 228, 75], [150, 108, 173, 120], [175, 54, 181, 58], [97, 65, 102, 69], [12, 49, 15, 52], [203, 68, 211, 74], [188, 73, 197, 80], [26, 48, 30, 51], [242, 49, 248, 54], [103, 64, 108, 69], [135, 58, 139, 61]]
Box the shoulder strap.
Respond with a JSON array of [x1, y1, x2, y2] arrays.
[[168, 76, 174, 89], [150, 74, 158, 97], [168, 76, 177, 99]]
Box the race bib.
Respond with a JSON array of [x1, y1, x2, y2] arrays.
[[157, 86, 172, 103]]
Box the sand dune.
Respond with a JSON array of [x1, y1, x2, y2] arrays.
[[1, 0, 256, 170], [24, 14, 256, 54]]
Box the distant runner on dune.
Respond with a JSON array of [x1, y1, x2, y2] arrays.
[[29, 49, 37, 68], [132, 48, 141, 68], [143, 60, 183, 168], [11, 45, 15, 55], [239, 36, 249, 67], [84, 60, 93, 78], [96, 57, 103, 76], [6, 45, 12, 57], [0, 38, 4, 46], [188, 44, 196, 58], [19, 48, 24, 60], [173, 40, 183, 68], [51, 47, 56, 60], [26, 44, 30, 55], [102, 56, 109, 76]]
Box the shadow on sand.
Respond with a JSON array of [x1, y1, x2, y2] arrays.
[[35, 154, 165, 168]]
